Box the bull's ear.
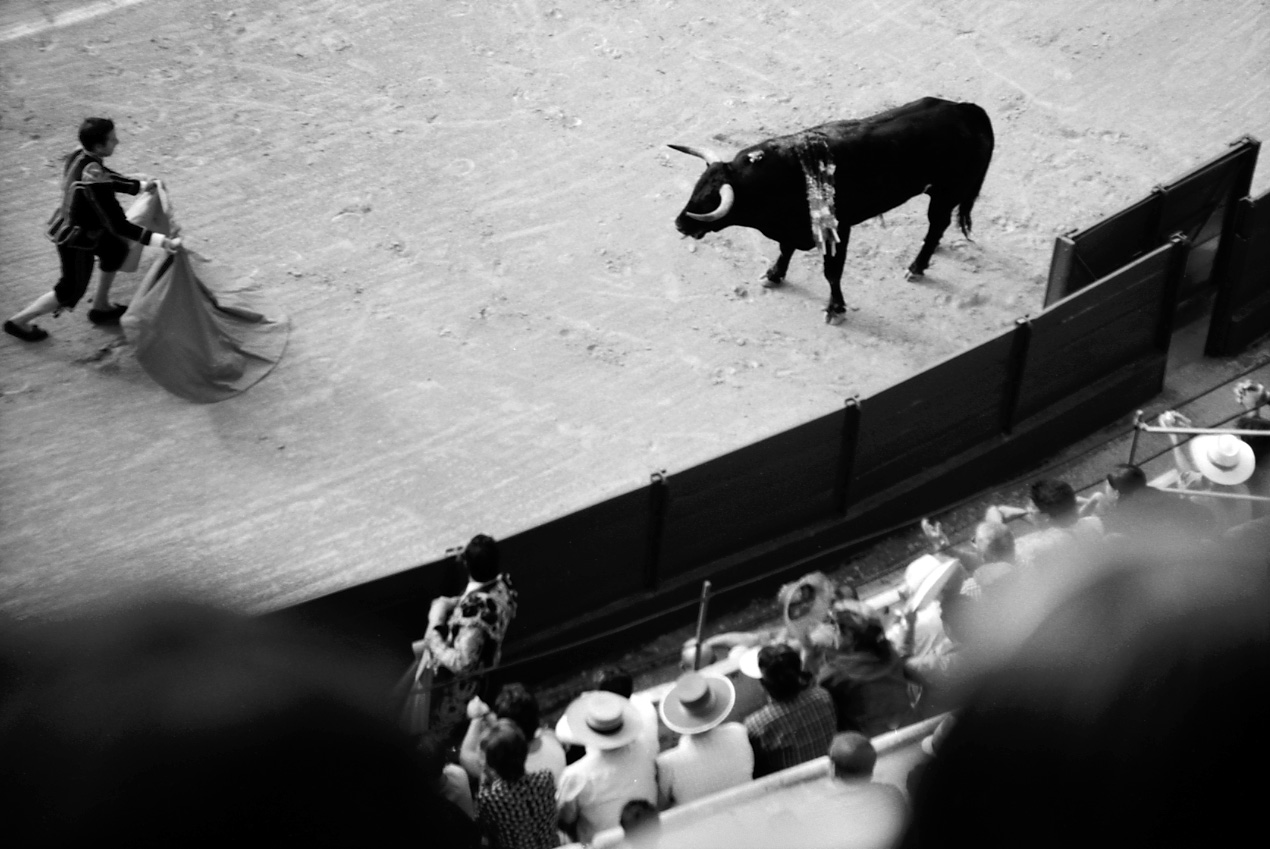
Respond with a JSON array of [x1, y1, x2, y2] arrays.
[[667, 144, 722, 165]]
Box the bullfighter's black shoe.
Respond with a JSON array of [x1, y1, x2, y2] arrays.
[[4, 320, 49, 341], [88, 304, 128, 325]]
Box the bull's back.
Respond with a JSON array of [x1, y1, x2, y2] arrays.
[[815, 98, 990, 148], [821, 99, 993, 222]]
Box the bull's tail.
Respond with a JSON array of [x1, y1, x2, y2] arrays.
[[956, 102, 995, 240]]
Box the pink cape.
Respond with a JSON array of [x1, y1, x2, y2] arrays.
[[120, 188, 288, 403]]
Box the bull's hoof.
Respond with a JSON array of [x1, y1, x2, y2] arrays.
[[762, 273, 785, 289], [825, 305, 847, 325], [905, 265, 926, 282]]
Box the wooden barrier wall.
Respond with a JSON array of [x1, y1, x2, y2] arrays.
[[1044, 137, 1259, 307], [1207, 188, 1270, 356], [279, 140, 1265, 672], [279, 239, 1189, 672]]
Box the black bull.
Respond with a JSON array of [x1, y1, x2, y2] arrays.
[[672, 97, 995, 322]]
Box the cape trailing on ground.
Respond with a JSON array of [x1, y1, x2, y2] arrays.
[[120, 186, 289, 403]]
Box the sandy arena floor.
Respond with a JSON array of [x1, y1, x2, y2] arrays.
[[1, 0, 1268, 618]]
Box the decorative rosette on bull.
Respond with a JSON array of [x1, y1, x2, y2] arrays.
[[796, 133, 842, 258]]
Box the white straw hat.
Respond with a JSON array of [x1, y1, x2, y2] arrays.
[[1190, 434, 1255, 486], [659, 672, 736, 735], [562, 691, 643, 751]]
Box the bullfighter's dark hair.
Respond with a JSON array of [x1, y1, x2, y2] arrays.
[[78, 117, 115, 152], [462, 533, 501, 582]]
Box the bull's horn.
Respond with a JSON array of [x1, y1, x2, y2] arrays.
[[685, 183, 735, 222], [668, 143, 723, 165]]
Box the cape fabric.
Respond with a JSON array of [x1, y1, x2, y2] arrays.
[[120, 182, 174, 272], [121, 249, 289, 403]]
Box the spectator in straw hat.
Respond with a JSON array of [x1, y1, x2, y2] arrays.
[[744, 644, 837, 778], [655, 672, 753, 808], [1158, 410, 1255, 530], [556, 691, 657, 844], [556, 665, 660, 765]]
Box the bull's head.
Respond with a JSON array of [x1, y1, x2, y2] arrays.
[[669, 144, 736, 239]]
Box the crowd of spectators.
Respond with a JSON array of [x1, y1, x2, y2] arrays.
[[3, 383, 1265, 847]]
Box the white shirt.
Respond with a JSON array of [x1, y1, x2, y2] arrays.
[[525, 728, 567, 786], [656, 721, 753, 807], [556, 741, 657, 844]]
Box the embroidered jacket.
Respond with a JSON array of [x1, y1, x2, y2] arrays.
[[46, 149, 153, 250]]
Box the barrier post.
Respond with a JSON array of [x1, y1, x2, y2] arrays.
[[835, 396, 861, 514], [1128, 410, 1144, 466], [646, 471, 668, 591], [1157, 234, 1190, 349], [1206, 136, 1262, 298], [1000, 317, 1032, 434], [1044, 230, 1079, 306], [692, 580, 712, 671], [1148, 184, 1167, 242]]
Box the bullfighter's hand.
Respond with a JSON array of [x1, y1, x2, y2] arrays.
[[466, 696, 491, 721]]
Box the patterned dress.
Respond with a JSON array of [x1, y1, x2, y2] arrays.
[[419, 574, 518, 733], [477, 769, 559, 849]]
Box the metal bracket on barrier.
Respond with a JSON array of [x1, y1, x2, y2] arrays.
[[645, 470, 668, 591], [836, 396, 861, 515], [1128, 410, 1145, 466]]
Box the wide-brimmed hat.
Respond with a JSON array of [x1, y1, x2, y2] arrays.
[[736, 644, 763, 679], [562, 690, 643, 751], [904, 554, 964, 614], [1190, 434, 1255, 486], [659, 672, 736, 735]]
